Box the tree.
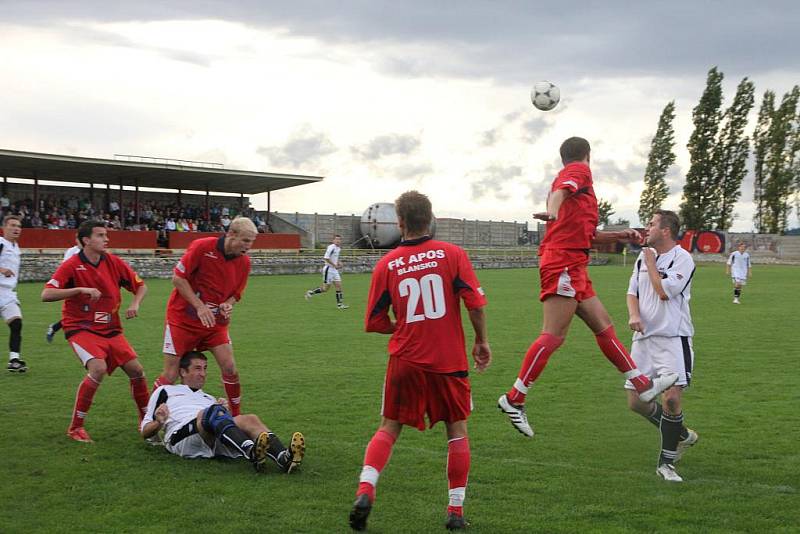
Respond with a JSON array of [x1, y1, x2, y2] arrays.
[[597, 199, 615, 228], [712, 77, 755, 230], [680, 67, 724, 230], [752, 91, 776, 232], [639, 101, 676, 226], [762, 86, 799, 234]]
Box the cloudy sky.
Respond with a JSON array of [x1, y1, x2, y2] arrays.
[[1, 1, 798, 230]]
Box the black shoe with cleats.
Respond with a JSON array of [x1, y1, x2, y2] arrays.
[[445, 513, 469, 530], [7, 358, 27, 373], [349, 494, 372, 531]]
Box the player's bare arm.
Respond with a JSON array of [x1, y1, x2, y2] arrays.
[[141, 404, 169, 439], [642, 248, 669, 300], [126, 282, 147, 319], [219, 296, 238, 319], [533, 188, 568, 221], [592, 228, 643, 245], [468, 306, 491, 372], [0, 267, 14, 277], [626, 294, 644, 333], [172, 274, 216, 328], [41, 287, 102, 302]]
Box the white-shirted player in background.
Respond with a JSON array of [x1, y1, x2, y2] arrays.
[[625, 210, 699, 483], [305, 234, 349, 309], [726, 242, 751, 304], [46, 241, 82, 343], [1, 215, 26, 372], [141, 351, 306, 473]]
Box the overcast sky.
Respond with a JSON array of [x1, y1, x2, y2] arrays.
[[1, 1, 798, 230]]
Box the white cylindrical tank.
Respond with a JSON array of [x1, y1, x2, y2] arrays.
[[360, 203, 437, 248], [360, 203, 401, 248]]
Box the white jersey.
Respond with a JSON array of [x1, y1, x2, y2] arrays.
[[140, 384, 216, 442], [323, 243, 341, 267], [627, 245, 695, 340], [0, 237, 21, 292], [63, 245, 81, 262], [727, 250, 751, 279]]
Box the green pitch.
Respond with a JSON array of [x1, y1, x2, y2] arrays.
[[2, 265, 798, 532]]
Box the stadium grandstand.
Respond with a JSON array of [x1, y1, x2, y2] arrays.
[[0, 148, 322, 250]]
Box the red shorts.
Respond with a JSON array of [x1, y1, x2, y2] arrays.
[[539, 248, 596, 302], [163, 322, 231, 357], [381, 357, 472, 431], [69, 331, 138, 375]]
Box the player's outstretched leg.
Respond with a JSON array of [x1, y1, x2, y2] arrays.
[[261, 431, 306, 473], [201, 404, 256, 459], [305, 287, 324, 300], [350, 429, 397, 530], [499, 333, 563, 437]]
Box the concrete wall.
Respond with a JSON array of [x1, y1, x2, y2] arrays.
[[273, 211, 530, 248]]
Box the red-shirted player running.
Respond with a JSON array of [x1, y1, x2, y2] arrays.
[[42, 221, 150, 443], [497, 137, 678, 437], [349, 191, 491, 532], [153, 217, 256, 417]]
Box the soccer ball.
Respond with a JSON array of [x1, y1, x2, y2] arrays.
[[531, 81, 560, 111]]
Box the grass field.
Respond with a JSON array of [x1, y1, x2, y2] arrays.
[[2, 264, 799, 533]]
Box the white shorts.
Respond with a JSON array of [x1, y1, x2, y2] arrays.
[[322, 266, 341, 284], [166, 432, 243, 459], [624, 336, 694, 390], [0, 296, 21, 322], [731, 277, 747, 285]]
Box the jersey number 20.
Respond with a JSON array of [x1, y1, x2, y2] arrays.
[[398, 274, 446, 323]]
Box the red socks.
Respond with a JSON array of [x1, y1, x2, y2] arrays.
[[595, 325, 652, 392], [506, 333, 564, 404], [222, 373, 241, 416], [70, 375, 100, 430], [357, 429, 397, 502], [129, 376, 150, 423], [447, 437, 470, 516]]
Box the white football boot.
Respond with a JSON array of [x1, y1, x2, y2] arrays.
[[639, 372, 679, 403], [497, 394, 534, 437]]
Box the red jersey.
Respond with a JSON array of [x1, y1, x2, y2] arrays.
[[539, 162, 598, 251], [166, 236, 250, 328], [45, 251, 144, 337], [365, 237, 487, 373]]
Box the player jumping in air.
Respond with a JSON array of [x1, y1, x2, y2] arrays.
[[498, 137, 678, 438], [349, 191, 491, 531], [42, 221, 150, 442]]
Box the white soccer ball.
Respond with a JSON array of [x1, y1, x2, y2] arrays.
[[531, 81, 560, 111]]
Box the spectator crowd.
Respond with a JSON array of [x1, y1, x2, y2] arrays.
[[0, 192, 272, 245]]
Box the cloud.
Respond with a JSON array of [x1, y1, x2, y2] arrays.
[[393, 162, 433, 180], [521, 116, 552, 143], [351, 133, 421, 160], [256, 125, 336, 168], [470, 164, 522, 200], [592, 158, 647, 187], [6, 1, 797, 83]]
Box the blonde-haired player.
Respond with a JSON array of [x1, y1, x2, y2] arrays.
[[153, 216, 257, 416]]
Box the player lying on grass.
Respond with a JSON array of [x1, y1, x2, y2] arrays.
[[141, 351, 305, 473]]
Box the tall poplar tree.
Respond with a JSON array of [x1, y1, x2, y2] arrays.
[[752, 91, 776, 232], [712, 77, 755, 230], [639, 101, 675, 226], [680, 67, 724, 230], [763, 86, 800, 234]]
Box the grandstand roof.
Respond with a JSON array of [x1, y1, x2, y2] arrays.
[[0, 149, 323, 195]]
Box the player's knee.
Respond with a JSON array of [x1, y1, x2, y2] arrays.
[[201, 403, 236, 436], [87, 359, 108, 381], [662, 390, 681, 414]]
